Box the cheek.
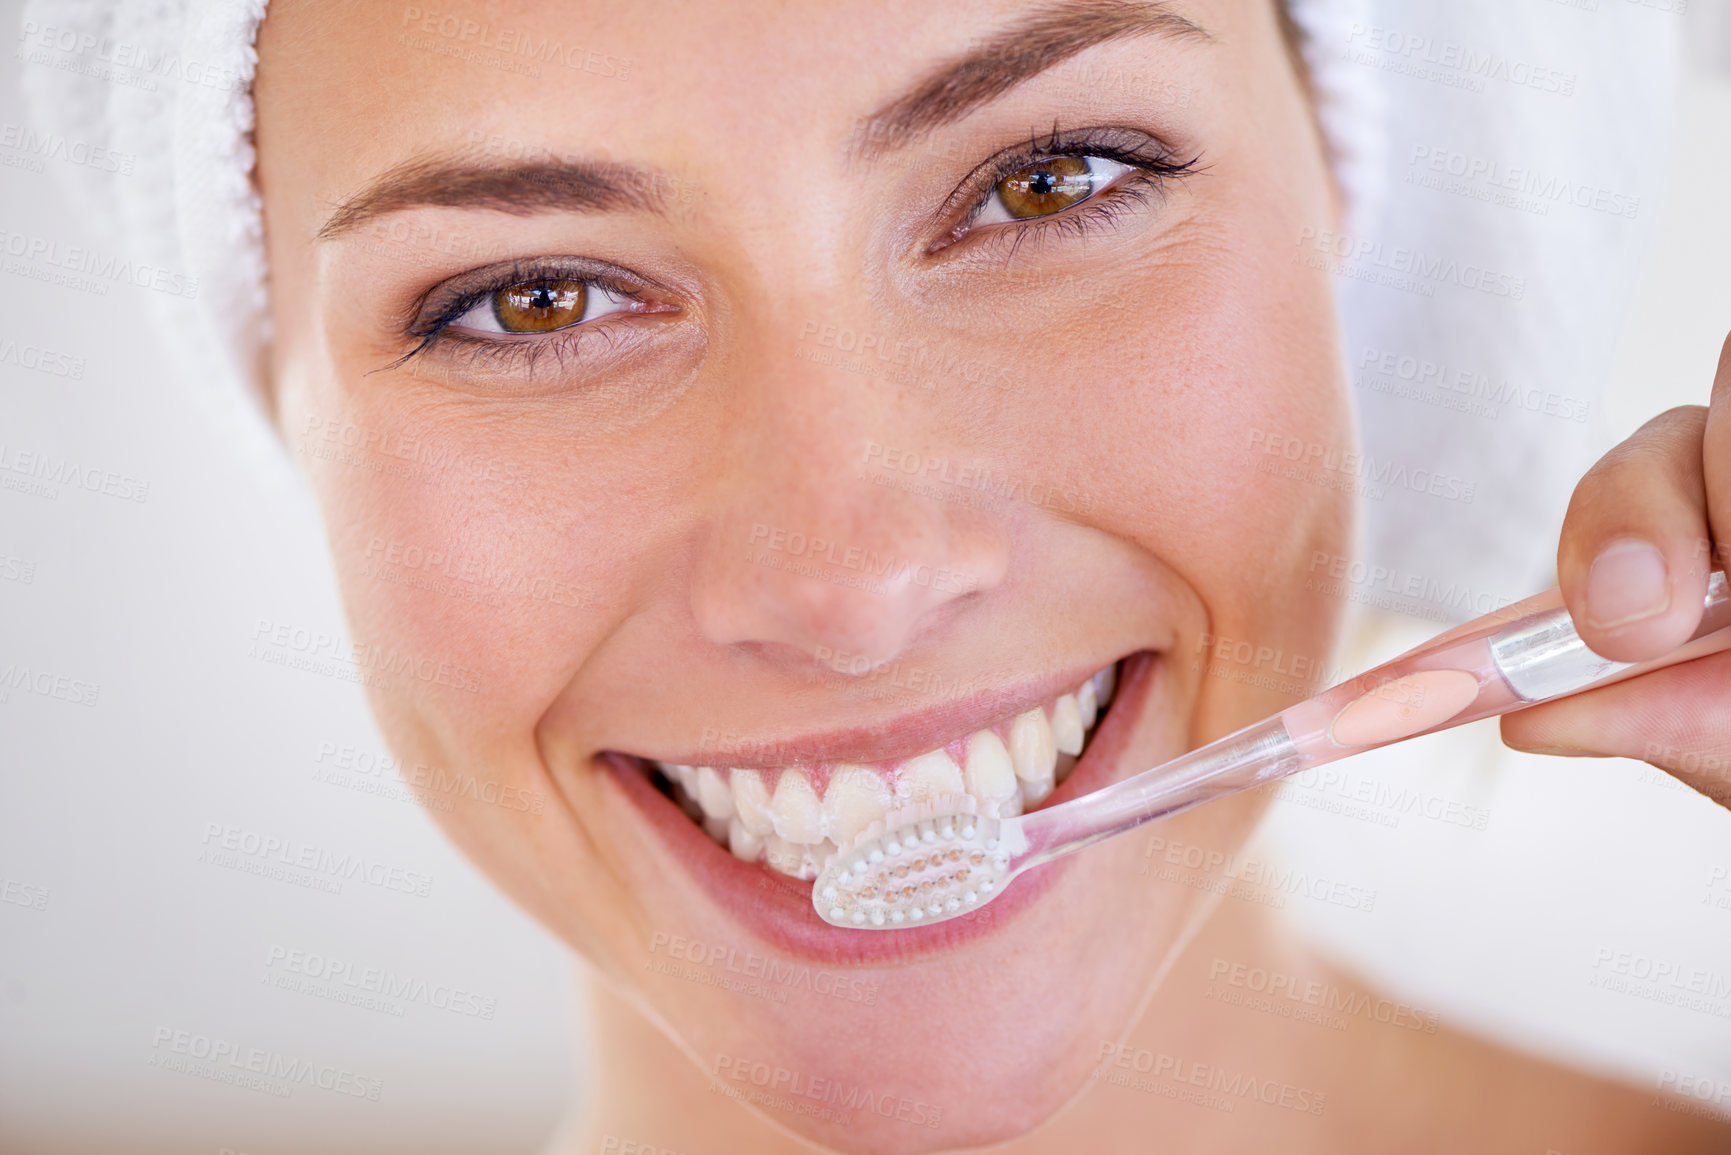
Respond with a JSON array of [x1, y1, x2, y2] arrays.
[[293, 386, 634, 743], [989, 225, 1354, 741], [1026, 231, 1351, 637]]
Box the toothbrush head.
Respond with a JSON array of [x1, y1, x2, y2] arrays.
[[811, 794, 1020, 929]]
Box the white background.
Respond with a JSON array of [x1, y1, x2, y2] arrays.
[[3, 2, 1731, 1152]]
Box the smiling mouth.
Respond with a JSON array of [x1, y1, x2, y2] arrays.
[[620, 664, 1119, 883]]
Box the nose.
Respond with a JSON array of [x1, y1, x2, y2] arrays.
[[688, 323, 1009, 670]]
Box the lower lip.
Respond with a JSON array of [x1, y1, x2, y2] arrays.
[[598, 651, 1162, 964]]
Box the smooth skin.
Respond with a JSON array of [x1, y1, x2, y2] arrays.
[[249, 0, 1731, 1151]]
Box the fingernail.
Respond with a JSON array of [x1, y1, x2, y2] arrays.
[[1585, 539, 1670, 629]]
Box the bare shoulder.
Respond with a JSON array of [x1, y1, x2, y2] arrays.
[[1336, 1009, 1731, 1154]]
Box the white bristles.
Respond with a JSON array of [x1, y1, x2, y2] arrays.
[[808, 792, 1022, 930]]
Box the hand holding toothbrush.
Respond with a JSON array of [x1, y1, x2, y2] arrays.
[[1501, 331, 1731, 809]]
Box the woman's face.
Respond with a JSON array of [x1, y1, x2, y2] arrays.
[[256, 0, 1348, 1149]]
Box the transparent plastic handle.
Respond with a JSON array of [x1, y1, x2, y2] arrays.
[[1280, 569, 1731, 764], [1490, 569, 1731, 701]]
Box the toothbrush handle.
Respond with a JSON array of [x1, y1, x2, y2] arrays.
[[1020, 713, 1306, 867], [1021, 571, 1731, 865], [1281, 569, 1731, 761], [1485, 570, 1731, 700]]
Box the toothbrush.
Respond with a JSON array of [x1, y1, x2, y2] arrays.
[[813, 570, 1731, 929]]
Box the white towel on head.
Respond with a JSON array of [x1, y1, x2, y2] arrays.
[[18, 0, 285, 488], [1322, 1, 1679, 612], [16, 0, 1680, 610]]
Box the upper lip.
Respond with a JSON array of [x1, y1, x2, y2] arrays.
[[610, 656, 1126, 770]]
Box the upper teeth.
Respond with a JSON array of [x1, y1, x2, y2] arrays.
[[652, 664, 1116, 881]]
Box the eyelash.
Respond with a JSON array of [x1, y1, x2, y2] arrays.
[[391, 127, 1202, 375], [940, 126, 1203, 255], [388, 257, 656, 378]]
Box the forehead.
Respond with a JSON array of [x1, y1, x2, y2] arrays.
[[256, 0, 1262, 183]]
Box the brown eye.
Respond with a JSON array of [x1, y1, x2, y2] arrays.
[[492, 279, 588, 333], [994, 156, 1096, 220]]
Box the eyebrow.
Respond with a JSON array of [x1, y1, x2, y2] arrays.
[[854, 0, 1211, 159], [317, 153, 671, 240]]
